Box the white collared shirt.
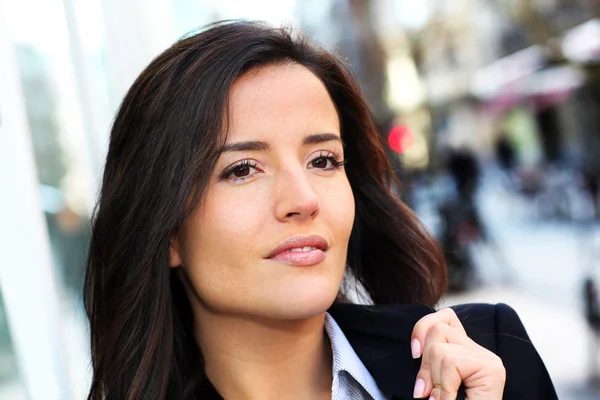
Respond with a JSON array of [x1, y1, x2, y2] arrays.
[[325, 313, 388, 400]]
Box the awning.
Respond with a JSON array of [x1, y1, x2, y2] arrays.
[[562, 19, 600, 64]]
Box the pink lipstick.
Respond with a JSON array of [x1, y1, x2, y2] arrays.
[[265, 234, 328, 266]]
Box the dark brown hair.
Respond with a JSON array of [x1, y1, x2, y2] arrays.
[[84, 20, 446, 400]]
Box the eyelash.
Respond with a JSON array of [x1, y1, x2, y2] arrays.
[[219, 151, 346, 183], [219, 160, 260, 183], [309, 150, 346, 170]]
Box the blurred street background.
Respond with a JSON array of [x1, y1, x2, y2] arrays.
[[2, 0, 600, 398]]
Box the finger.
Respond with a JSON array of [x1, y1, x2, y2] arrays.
[[413, 322, 472, 399], [414, 323, 472, 398], [412, 308, 466, 359], [429, 386, 442, 400], [424, 321, 475, 350], [429, 385, 460, 400], [438, 351, 468, 400], [413, 325, 453, 396], [421, 322, 474, 378], [431, 347, 505, 400], [420, 342, 463, 400], [429, 386, 461, 400]]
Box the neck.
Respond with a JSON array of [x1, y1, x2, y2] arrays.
[[195, 310, 333, 400]]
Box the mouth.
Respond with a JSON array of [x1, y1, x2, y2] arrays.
[[265, 234, 329, 266]]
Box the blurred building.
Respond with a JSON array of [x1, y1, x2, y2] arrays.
[[411, 1, 509, 167], [407, 0, 600, 169], [298, 0, 436, 180]]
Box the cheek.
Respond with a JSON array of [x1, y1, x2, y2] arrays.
[[204, 187, 268, 241], [181, 188, 269, 268], [179, 191, 270, 307], [319, 177, 355, 237]]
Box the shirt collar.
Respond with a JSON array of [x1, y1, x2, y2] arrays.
[[325, 312, 387, 400]]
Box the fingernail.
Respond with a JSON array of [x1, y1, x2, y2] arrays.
[[413, 378, 425, 398], [429, 396, 435, 400], [411, 338, 422, 359]]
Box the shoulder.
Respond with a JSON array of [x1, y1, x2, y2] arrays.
[[448, 302, 541, 353], [449, 303, 526, 349], [449, 303, 558, 399]]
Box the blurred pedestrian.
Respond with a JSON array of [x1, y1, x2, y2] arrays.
[[83, 21, 556, 400], [494, 134, 518, 192], [495, 134, 516, 174], [584, 277, 600, 377], [582, 167, 600, 220], [446, 147, 480, 203]]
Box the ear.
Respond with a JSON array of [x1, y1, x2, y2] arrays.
[[169, 233, 183, 268]]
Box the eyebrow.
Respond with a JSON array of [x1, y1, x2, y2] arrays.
[[220, 133, 342, 153]]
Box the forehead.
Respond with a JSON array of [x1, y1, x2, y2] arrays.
[[225, 63, 340, 141]]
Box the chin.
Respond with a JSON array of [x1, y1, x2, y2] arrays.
[[196, 267, 345, 321], [262, 278, 342, 320]]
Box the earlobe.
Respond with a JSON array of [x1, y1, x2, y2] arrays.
[[169, 236, 183, 268]]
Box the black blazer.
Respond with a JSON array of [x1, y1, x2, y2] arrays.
[[201, 303, 558, 399], [328, 302, 558, 400]]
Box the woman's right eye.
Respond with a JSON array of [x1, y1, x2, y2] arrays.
[[219, 160, 260, 183], [232, 164, 251, 177]]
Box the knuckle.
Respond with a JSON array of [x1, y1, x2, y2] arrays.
[[441, 385, 459, 399], [441, 352, 460, 369], [430, 321, 447, 336], [419, 361, 432, 373], [429, 342, 447, 359], [490, 355, 507, 376], [441, 307, 463, 328], [417, 312, 437, 326], [413, 319, 429, 336], [430, 387, 442, 400], [440, 307, 457, 319], [485, 351, 503, 365]]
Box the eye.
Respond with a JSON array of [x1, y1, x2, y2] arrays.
[[310, 157, 331, 169], [308, 151, 346, 170], [231, 164, 252, 177], [219, 160, 261, 183]]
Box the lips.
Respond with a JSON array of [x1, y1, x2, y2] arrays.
[[265, 234, 329, 266]]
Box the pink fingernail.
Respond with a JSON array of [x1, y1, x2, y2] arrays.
[[413, 378, 425, 398], [411, 338, 422, 359], [429, 396, 435, 400]]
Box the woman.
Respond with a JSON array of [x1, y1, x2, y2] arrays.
[[84, 21, 556, 399]]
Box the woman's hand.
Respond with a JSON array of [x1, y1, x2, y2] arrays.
[[411, 308, 506, 400]]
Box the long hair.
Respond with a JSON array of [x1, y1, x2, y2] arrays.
[[84, 20, 446, 400]]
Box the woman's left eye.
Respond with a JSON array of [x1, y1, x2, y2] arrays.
[[308, 152, 345, 170], [310, 157, 331, 169]]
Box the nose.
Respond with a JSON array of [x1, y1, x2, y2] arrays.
[[274, 167, 320, 222]]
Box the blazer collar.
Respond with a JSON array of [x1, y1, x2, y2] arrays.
[[327, 302, 436, 400]]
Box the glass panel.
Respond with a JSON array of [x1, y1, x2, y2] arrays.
[[0, 288, 26, 400], [3, 0, 98, 398], [7, 0, 94, 294]]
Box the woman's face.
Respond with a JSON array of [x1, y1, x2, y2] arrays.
[[170, 63, 356, 320]]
